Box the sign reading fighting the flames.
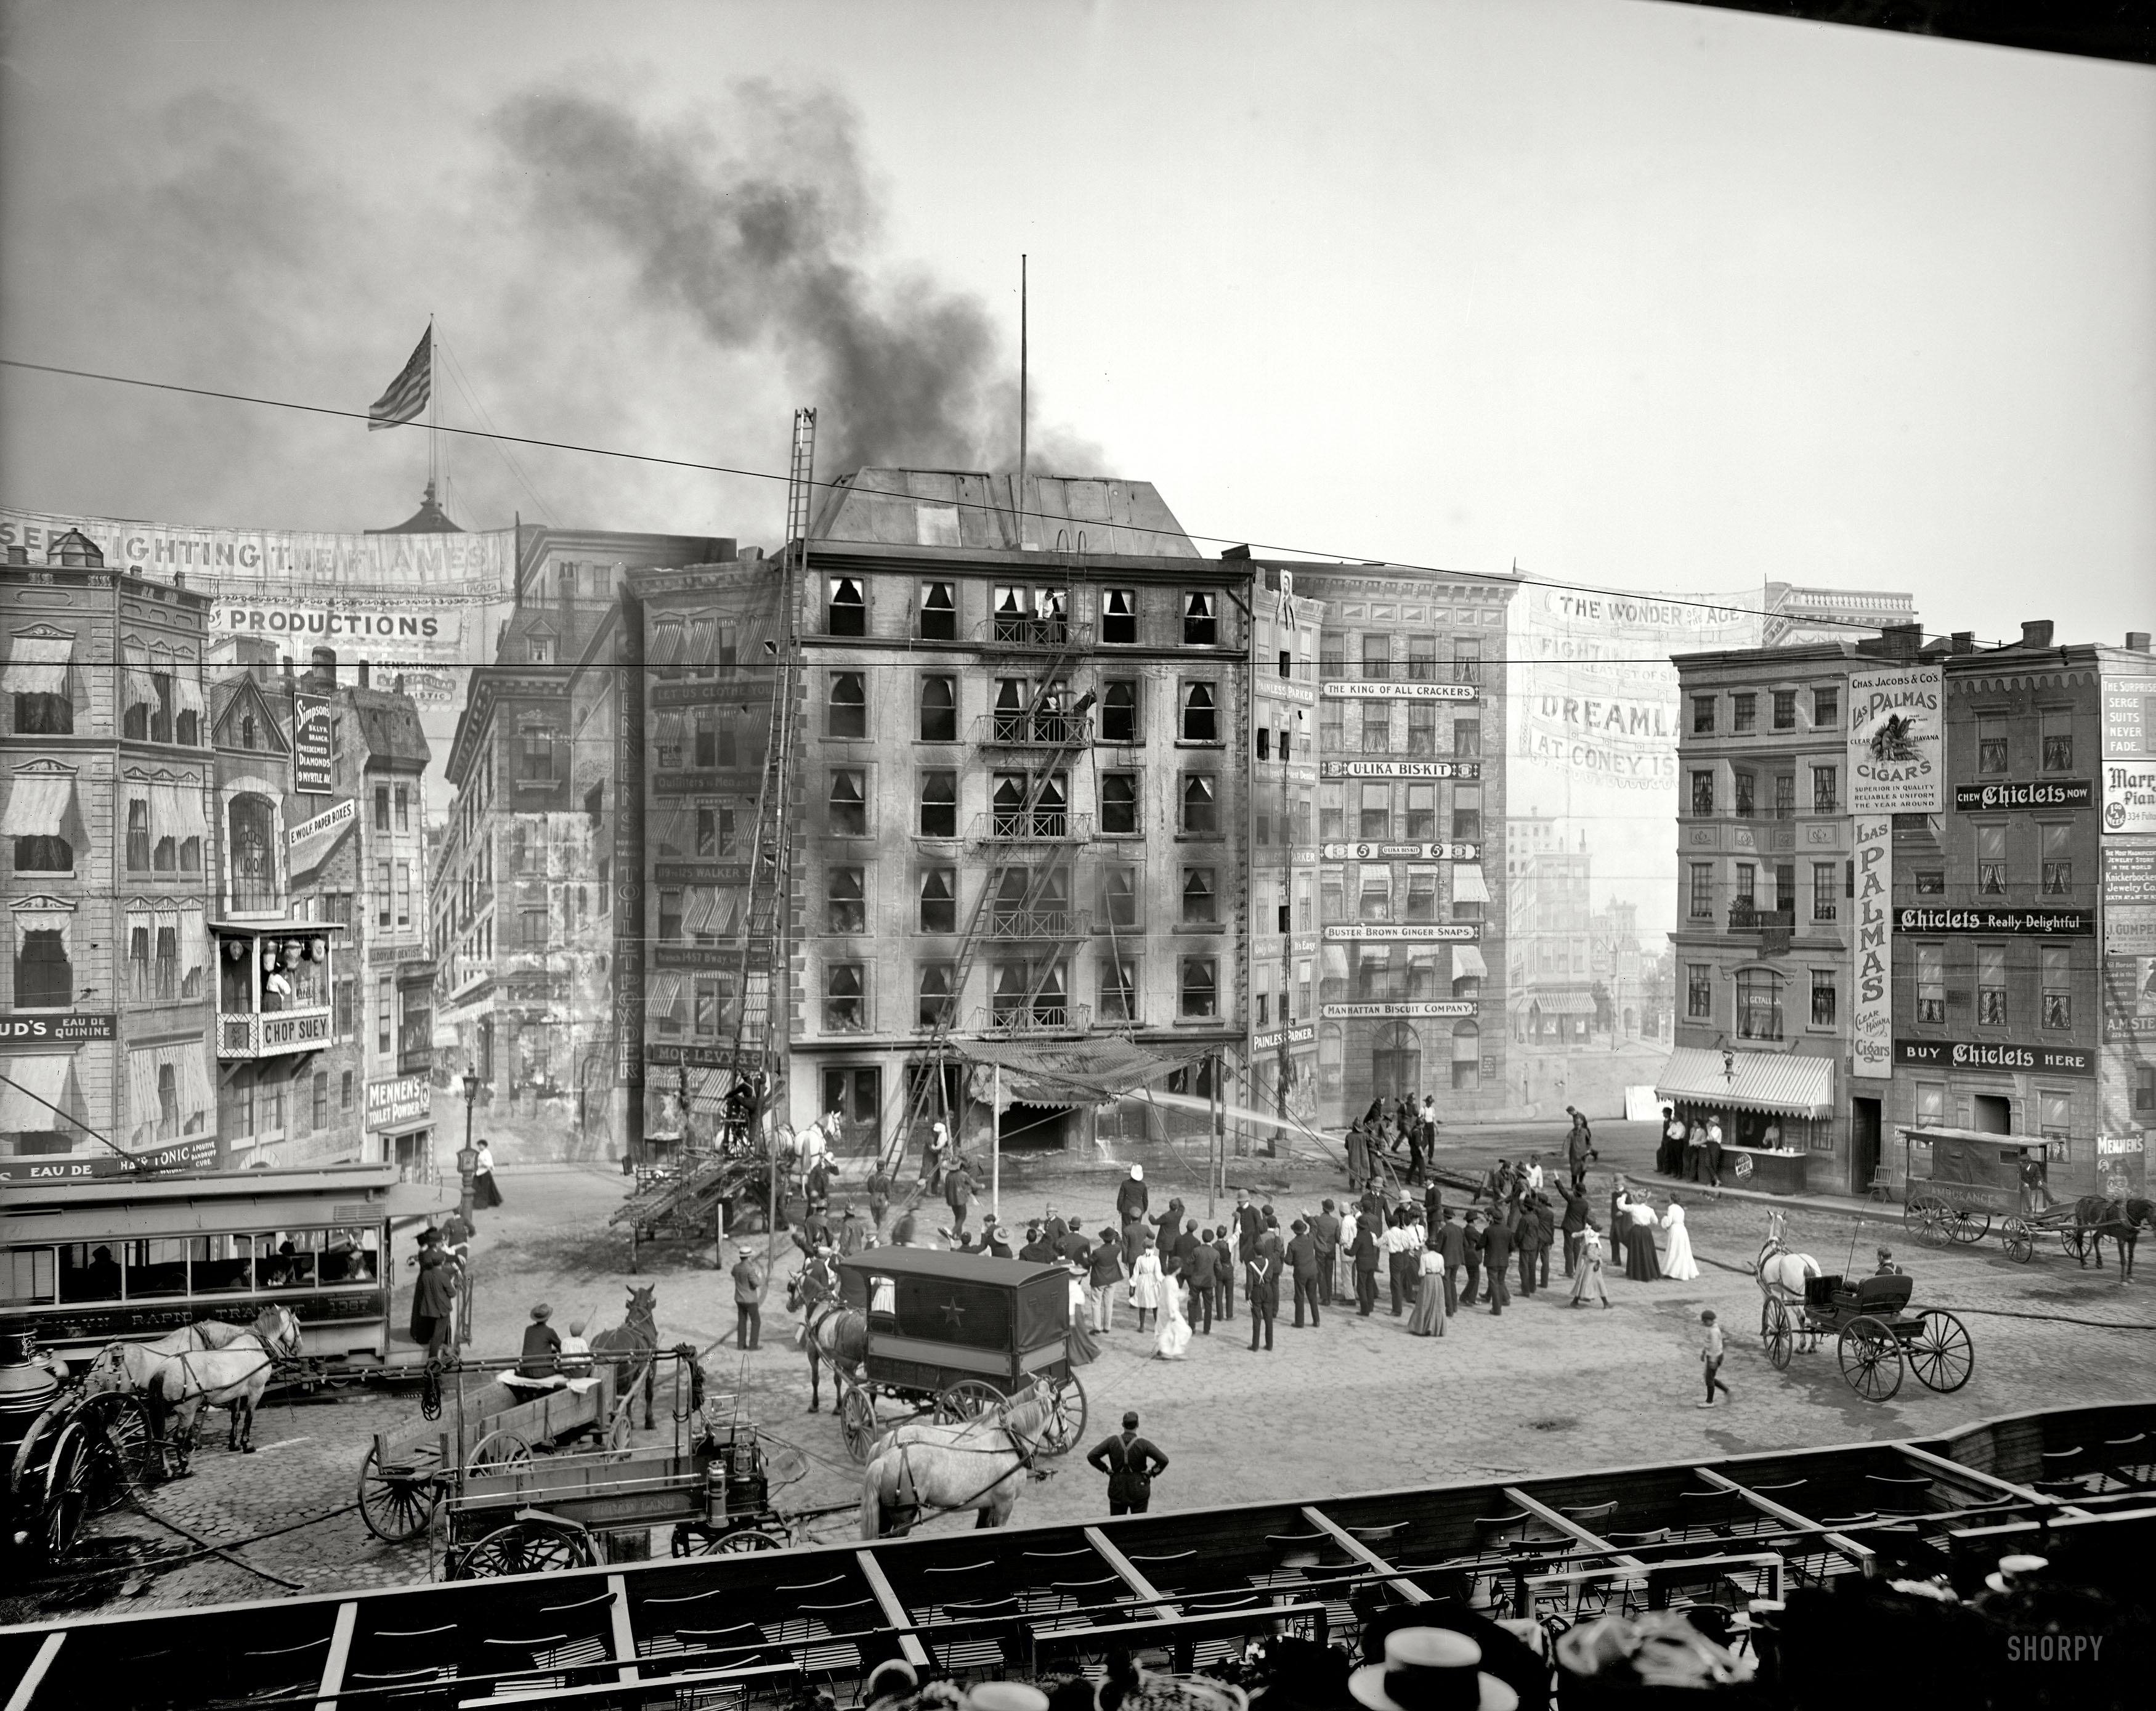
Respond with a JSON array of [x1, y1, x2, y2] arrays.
[[1851, 815, 1892, 1079], [1847, 666, 1943, 813]]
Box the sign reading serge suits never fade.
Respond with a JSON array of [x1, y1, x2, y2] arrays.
[[1847, 666, 1943, 813]]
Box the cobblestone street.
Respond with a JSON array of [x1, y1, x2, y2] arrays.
[[16, 1124, 2154, 1619]]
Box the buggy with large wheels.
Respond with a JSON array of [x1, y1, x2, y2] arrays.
[[829, 1248, 1087, 1463], [1757, 1270, 1974, 1402]]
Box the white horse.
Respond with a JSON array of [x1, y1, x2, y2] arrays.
[[138, 1304, 292, 1359], [858, 1378, 1055, 1539], [1756, 1208, 1822, 1327], [87, 1305, 301, 1455]]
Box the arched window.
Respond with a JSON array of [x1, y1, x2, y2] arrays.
[[1180, 682, 1218, 742], [828, 672, 866, 738], [1371, 1022, 1420, 1104], [1451, 1020, 1481, 1091], [229, 794, 279, 911], [918, 675, 957, 742]]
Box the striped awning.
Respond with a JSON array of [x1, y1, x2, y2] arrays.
[[1451, 945, 1488, 980], [0, 773, 76, 840], [0, 1054, 82, 1136], [647, 972, 687, 1021], [1656, 1046, 1834, 1120], [648, 620, 686, 668], [1453, 864, 1491, 904], [1, 633, 73, 697], [652, 805, 694, 858], [1520, 990, 1597, 1017]]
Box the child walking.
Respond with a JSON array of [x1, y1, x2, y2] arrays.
[[1698, 1309, 1733, 1408]]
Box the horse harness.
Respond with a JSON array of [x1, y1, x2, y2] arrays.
[[877, 1391, 1052, 1532]]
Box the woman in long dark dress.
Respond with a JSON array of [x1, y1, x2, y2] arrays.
[[1619, 1189, 1661, 1282]]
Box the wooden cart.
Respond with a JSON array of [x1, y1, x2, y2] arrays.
[[1899, 1126, 2086, 1258], [829, 1247, 1087, 1463]]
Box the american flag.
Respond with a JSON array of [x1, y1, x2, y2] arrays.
[[367, 326, 431, 430]]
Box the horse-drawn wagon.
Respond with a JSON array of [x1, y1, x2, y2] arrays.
[[1755, 1211, 1972, 1402], [827, 1249, 1086, 1463], [1, 1323, 161, 1562], [1897, 1125, 2154, 1276]]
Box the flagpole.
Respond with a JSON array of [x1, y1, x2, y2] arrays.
[[428, 314, 439, 498]]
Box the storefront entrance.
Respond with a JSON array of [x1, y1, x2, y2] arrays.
[[1850, 1097, 1880, 1196], [1972, 1094, 2012, 1135]]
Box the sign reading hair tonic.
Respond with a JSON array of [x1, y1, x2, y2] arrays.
[[1847, 666, 1943, 812], [1851, 815, 1892, 1079]]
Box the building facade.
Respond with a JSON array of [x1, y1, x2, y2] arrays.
[[1, 535, 219, 1174]]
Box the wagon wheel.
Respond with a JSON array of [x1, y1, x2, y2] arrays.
[[2064, 1224, 2091, 1262], [79, 1392, 154, 1507], [1914, 1203, 1951, 1248], [838, 1381, 879, 1463], [1903, 1197, 1942, 1236], [160, 1420, 193, 1484], [2001, 1217, 2034, 1264], [1837, 1314, 1903, 1402], [1762, 1297, 1795, 1372], [452, 1518, 596, 1579], [1040, 1372, 1088, 1457], [356, 1444, 439, 1542], [1907, 1309, 1974, 1394], [606, 1405, 634, 1454], [936, 1380, 1007, 1425], [711, 1527, 784, 1553], [1947, 1207, 1991, 1246], [467, 1431, 534, 1475], [36, 1421, 94, 1562]]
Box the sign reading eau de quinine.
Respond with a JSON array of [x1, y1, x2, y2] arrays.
[[0, 1013, 117, 1043], [1847, 665, 1944, 813], [1953, 780, 2093, 812], [1319, 760, 1481, 781], [1894, 1038, 2095, 1077], [1892, 906, 2093, 937], [1321, 681, 1477, 702], [1323, 922, 1480, 941], [1320, 842, 1478, 862]]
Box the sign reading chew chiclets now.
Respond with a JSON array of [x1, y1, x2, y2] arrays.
[[1847, 665, 1943, 813]]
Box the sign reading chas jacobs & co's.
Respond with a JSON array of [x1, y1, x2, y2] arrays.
[[1847, 665, 1944, 813]]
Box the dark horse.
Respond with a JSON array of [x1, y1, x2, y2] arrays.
[[2072, 1197, 2156, 1283], [591, 1283, 660, 1428], [787, 1262, 867, 1413]]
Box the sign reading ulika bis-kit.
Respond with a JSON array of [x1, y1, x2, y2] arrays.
[[1847, 665, 1943, 813]]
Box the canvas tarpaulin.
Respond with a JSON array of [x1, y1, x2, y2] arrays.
[[955, 1035, 1215, 1107]]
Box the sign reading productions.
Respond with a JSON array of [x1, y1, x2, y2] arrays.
[[293, 693, 334, 794], [1892, 907, 2093, 936], [1953, 780, 2093, 811], [2102, 760, 2156, 835], [1321, 681, 1477, 702], [1850, 815, 1892, 1081], [1320, 842, 1478, 862], [1894, 1039, 2094, 1077], [1323, 923, 1480, 942], [1319, 760, 1481, 781], [1847, 665, 1943, 813], [1321, 1001, 1478, 1020]]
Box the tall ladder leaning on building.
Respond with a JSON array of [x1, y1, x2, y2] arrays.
[[877, 528, 1100, 1190], [723, 407, 816, 1173]]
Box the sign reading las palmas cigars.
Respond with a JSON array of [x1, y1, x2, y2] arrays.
[[1847, 665, 1943, 813]]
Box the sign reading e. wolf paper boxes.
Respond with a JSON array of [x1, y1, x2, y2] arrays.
[[364, 1074, 433, 1132], [1847, 666, 1943, 813], [1850, 815, 1892, 1079]]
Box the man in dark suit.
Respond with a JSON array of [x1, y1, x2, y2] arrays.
[[1557, 1184, 1592, 1277], [1434, 1208, 1465, 1317], [1310, 1200, 1342, 1307], [1183, 1235, 1217, 1333], [1515, 1198, 1548, 1298], [1246, 1244, 1281, 1351], [1061, 1219, 1092, 1266], [1352, 1219, 1381, 1316], [1116, 1166, 1149, 1225], [1286, 1218, 1322, 1328], [1480, 1208, 1514, 1317], [1461, 1211, 1485, 1307], [1234, 1190, 1264, 1264], [1087, 1411, 1169, 1515], [1172, 1217, 1204, 1278], [1212, 1227, 1236, 1318]]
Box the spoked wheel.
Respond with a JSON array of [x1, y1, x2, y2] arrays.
[[1762, 1298, 1795, 1372], [357, 1445, 439, 1542], [2065, 1225, 2091, 1264], [1947, 1208, 1991, 1246], [605, 1406, 634, 1455], [38, 1422, 94, 1561], [936, 1379, 1007, 1425], [79, 1392, 153, 1508], [712, 1527, 784, 1553], [1904, 1197, 1942, 1237], [466, 1431, 534, 1476], [2001, 1217, 2034, 1264], [1040, 1373, 1088, 1457], [838, 1380, 879, 1463], [1907, 1309, 1974, 1393], [452, 1519, 596, 1580], [1838, 1314, 1904, 1402], [1913, 1203, 1950, 1248]]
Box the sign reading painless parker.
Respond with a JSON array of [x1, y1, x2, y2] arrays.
[[293, 693, 334, 795], [1850, 815, 1892, 1079], [1847, 666, 1943, 813]]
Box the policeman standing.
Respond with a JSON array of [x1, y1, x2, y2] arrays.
[[1086, 1410, 1169, 1516]]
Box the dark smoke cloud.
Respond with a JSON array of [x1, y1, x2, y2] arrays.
[[488, 81, 1099, 478]]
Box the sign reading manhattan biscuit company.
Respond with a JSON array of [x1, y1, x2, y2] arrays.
[[1319, 760, 1481, 781], [1847, 665, 1943, 813], [1893, 1039, 2094, 1076], [1323, 923, 1480, 941], [1321, 681, 1477, 702], [1320, 842, 1478, 862], [1892, 907, 2093, 936], [1320, 1001, 1477, 1020], [1953, 779, 2093, 811]]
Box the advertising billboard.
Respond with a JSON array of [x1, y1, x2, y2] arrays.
[[1847, 665, 1944, 813], [1850, 814, 1892, 1079]]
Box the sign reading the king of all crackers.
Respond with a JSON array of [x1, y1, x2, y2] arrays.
[[1847, 665, 1943, 813]]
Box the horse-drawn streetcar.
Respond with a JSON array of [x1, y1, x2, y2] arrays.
[[829, 1248, 1086, 1463]]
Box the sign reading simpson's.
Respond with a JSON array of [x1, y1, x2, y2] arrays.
[[1847, 665, 1943, 813], [1319, 760, 1481, 781]]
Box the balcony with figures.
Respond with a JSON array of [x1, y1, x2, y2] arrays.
[[214, 924, 342, 1062], [973, 710, 1093, 752], [973, 1001, 1092, 1040], [1726, 900, 1796, 961]]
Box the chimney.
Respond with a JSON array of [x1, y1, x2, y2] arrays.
[[394, 674, 406, 696], [2126, 632, 2151, 654], [2020, 619, 2054, 649], [1951, 631, 1975, 654], [1220, 544, 1252, 561], [1879, 623, 1921, 662], [3, 546, 25, 565], [282, 656, 295, 686], [357, 659, 371, 689], [310, 647, 338, 684]]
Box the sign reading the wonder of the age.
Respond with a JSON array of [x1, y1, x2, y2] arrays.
[[1320, 842, 1478, 863], [1851, 815, 1892, 1080], [1321, 681, 1477, 702], [1323, 923, 1480, 942], [1894, 1039, 2095, 1076], [1953, 780, 2093, 812], [2101, 760, 2156, 835], [1319, 760, 1481, 781], [1892, 907, 2093, 937], [1847, 665, 1944, 813]]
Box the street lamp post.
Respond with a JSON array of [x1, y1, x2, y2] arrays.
[[453, 1073, 487, 1351]]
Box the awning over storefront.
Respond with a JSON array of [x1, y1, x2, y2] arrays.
[[1519, 989, 1597, 1017], [1451, 945, 1488, 980], [1656, 1046, 1834, 1120], [956, 1036, 1215, 1107]]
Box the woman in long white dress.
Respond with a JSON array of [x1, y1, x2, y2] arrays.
[[1153, 1271, 1192, 1360], [1660, 1196, 1700, 1282], [1129, 1235, 1165, 1331]]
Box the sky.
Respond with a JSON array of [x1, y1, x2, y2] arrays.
[[1, 0, 2150, 651]]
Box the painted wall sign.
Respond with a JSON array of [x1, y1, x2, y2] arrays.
[[2102, 847, 2156, 956], [363, 1073, 433, 1132], [1851, 815, 1892, 1080], [0, 1013, 116, 1042], [1847, 665, 1944, 813], [1892, 907, 2093, 936], [1319, 760, 1481, 781], [2101, 760, 2156, 835], [2101, 675, 2156, 761], [1321, 681, 1477, 702], [1320, 842, 1479, 862], [1892, 1039, 2095, 1076], [1952, 779, 2093, 811], [286, 797, 356, 887], [1319, 1001, 1478, 1020], [292, 693, 334, 794], [2104, 955, 2156, 1040], [1322, 923, 1480, 942]]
